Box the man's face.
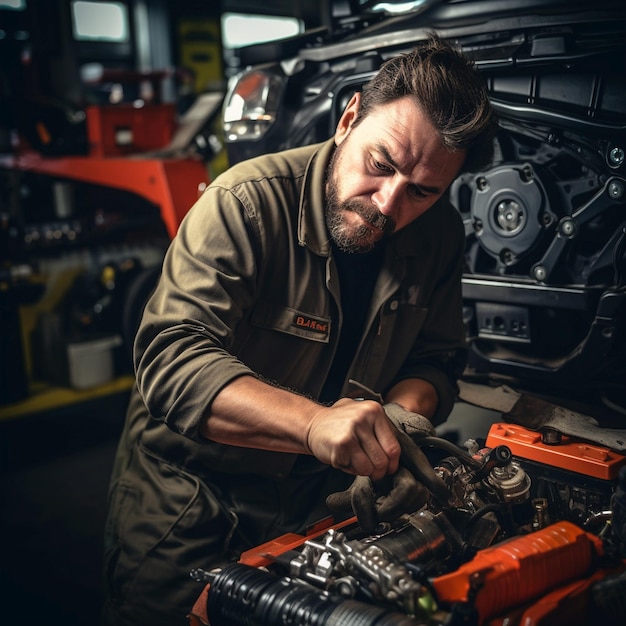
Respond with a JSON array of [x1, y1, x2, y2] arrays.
[[326, 93, 466, 253]]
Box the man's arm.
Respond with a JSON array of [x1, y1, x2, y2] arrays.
[[384, 377, 439, 419], [201, 375, 402, 481]]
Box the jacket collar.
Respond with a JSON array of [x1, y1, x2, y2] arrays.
[[297, 138, 335, 256]]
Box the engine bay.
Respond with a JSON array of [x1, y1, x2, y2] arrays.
[[189, 421, 626, 626]]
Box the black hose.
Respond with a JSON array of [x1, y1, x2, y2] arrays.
[[418, 436, 483, 470], [206, 562, 420, 625]]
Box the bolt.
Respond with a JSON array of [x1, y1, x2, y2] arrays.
[[608, 180, 624, 200], [609, 146, 625, 167], [494, 445, 512, 464], [532, 497, 549, 530], [476, 176, 488, 191], [521, 165, 533, 182], [496, 200, 523, 232], [501, 249, 515, 265], [559, 218, 576, 237], [533, 265, 546, 281], [541, 428, 562, 445]]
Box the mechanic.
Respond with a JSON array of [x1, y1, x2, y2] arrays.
[[101, 34, 497, 626]]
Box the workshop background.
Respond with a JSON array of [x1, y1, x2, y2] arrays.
[[0, 1, 624, 625], [0, 2, 323, 623]]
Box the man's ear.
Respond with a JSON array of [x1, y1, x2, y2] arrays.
[[334, 92, 361, 146]]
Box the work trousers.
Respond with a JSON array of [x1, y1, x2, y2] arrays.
[[101, 441, 351, 626]]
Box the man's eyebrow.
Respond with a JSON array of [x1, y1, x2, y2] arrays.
[[376, 143, 441, 195]]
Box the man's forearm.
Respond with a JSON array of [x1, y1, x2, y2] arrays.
[[384, 378, 439, 419], [201, 374, 402, 480], [200, 374, 319, 453]]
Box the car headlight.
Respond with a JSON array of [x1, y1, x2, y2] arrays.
[[223, 69, 285, 142]]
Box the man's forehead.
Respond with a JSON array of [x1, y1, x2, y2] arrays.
[[367, 108, 460, 166], [360, 99, 432, 150]]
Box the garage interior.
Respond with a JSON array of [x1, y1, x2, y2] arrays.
[[1, 1, 625, 625]]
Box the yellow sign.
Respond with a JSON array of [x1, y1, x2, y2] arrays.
[[178, 19, 223, 94]]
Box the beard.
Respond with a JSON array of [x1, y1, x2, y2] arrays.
[[325, 145, 395, 253]]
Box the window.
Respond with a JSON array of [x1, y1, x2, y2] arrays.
[[221, 13, 302, 49], [0, 0, 26, 10], [71, 1, 129, 42]]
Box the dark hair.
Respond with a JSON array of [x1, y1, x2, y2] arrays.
[[357, 33, 497, 173]]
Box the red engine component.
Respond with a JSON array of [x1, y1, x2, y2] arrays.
[[433, 521, 603, 622], [485, 422, 626, 480]]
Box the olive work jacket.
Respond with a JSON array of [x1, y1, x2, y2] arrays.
[[120, 138, 468, 483]]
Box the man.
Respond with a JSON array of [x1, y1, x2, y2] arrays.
[[102, 34, 496, 626]]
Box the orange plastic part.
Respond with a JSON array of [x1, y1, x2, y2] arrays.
[[238, 516, 357, 569], [509, 566, 621, 626], [0, 152, 208, 239], [485, 422, 626, 480], [86, 104, 177, 157], [432, 521, 604, 623]]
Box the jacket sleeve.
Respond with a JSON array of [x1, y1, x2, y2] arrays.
[[133, 180, 261, 441], [390, 201, 468, 425]]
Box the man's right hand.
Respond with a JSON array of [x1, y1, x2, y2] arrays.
[[305, 398, 401, 481]]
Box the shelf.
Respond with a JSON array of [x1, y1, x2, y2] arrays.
[[0, 375, 135, 422]]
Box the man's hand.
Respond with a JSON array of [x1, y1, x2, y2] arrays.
[[305, 398, 401, 480], [325, 402, 450, 531], [326, 468, 429, 532], [383, 403, 436, 439]]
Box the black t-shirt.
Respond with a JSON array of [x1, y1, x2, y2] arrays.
[[319, 242, 386, 404]]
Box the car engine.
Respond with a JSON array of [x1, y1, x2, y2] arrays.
[[189, 422, 626, 625], [452, 76, 626, 398], [221, 0, 626, 408]]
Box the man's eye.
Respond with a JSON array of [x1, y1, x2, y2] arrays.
[[410, 186, 427, 199], [373, 160, 392, 172]]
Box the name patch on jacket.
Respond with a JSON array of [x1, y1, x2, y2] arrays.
[[293, 314, 328, 335], [251, 302, 331, 343]]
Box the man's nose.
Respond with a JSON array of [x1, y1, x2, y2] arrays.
[[371, 180, 401, 216]]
